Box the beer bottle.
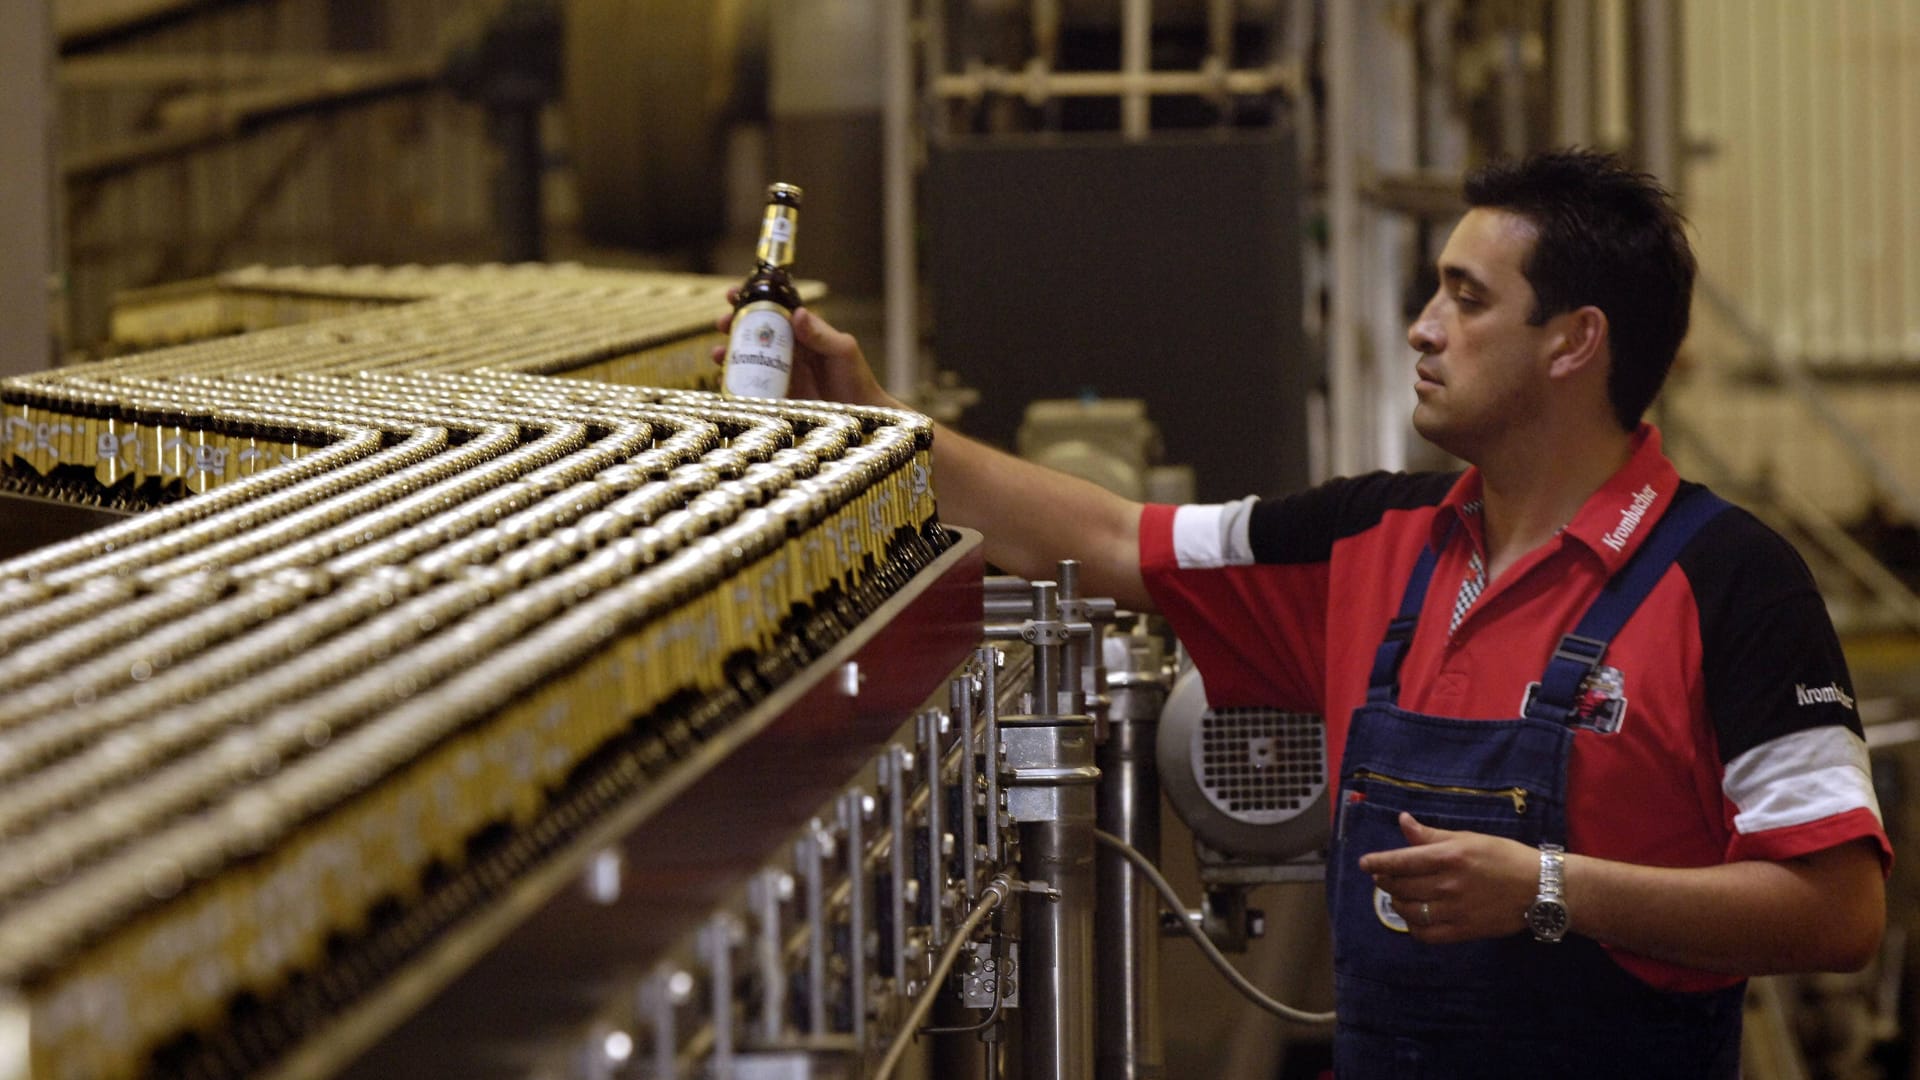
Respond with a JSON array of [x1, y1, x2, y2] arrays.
[[723, 183, 804, 399]]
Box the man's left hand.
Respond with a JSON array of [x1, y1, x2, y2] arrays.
[[1357, 812, 1542, 943]]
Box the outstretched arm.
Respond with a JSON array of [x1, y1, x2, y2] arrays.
[[718, 305, 1153, 611], [1360, 813, 1885, 975]]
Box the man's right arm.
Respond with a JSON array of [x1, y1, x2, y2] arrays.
[[910, 411, 1151, 611], [777, 306, 1152, 612]]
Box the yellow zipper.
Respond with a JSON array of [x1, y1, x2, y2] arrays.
[[1349, 769, 1529, 814]]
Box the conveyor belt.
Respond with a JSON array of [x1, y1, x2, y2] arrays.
[[0, 264, 979, 1080]]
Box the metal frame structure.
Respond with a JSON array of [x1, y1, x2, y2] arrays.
[[541, 559, 1184, 1080], [882, 0, 1308, 405]]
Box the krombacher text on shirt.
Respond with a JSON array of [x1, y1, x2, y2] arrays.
[[724, 183, 804, 399]]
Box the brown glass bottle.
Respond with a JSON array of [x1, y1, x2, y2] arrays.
[[723, 183, 804, 399]]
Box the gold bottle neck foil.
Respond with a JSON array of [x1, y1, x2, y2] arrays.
[[755, 204, 798, 269]]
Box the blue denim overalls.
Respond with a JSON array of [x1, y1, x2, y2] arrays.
[[1327, 488, 1746, 1079]]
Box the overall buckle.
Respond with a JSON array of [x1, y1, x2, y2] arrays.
[[1550, 633, 1608, 671]]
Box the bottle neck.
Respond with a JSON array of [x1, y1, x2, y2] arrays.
[[755, 202, 799, 268]]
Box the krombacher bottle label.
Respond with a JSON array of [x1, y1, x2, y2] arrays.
[[723, 183, 804, 400]]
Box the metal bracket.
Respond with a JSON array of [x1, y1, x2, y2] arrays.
[[958, 941, 1020, 1009], [1007, 879, 1062, 903], [1020, 618, 1073, 647], [1174, 886, 1264, 953]]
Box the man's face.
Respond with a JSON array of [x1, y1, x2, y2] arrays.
[[1406, 208, 1561, 460]]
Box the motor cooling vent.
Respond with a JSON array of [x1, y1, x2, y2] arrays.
[[1157, 666, 1330, 861], [1195, 707, 1325, 824]]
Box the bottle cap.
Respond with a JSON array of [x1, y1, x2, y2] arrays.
[[766, 182, 803, 206]]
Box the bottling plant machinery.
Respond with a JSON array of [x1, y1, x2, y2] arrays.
[[0, 264, 1332, 1080]]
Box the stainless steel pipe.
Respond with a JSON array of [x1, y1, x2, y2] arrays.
[[1003, 576, 1100, 1079], [1096, 652, 1170, 1078]]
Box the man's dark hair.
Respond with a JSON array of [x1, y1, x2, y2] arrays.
[[1463, 148, 1696, 430]]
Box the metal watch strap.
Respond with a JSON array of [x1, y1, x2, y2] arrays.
[[1538, 843, 1565, 899]]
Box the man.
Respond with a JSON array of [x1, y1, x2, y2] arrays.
[[726, 149, 1888, 1076]]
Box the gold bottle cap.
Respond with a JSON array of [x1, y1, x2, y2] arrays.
[[766, 182, 803, 205]]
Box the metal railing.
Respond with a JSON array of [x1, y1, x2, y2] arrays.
[[1668, 278, 1920, 634]]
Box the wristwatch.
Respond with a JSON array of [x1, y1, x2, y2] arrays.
[[1525, 843, 1570, 943]]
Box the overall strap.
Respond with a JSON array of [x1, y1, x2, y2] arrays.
[[1366, 541, 1442, 704], [1526, 487, 1732, 725]]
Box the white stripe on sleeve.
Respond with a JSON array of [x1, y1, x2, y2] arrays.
[[1170, 497, 1259, 569], [1723, 726, 1883, 836]]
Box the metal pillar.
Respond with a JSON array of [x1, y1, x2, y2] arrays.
[[445, 0, 561, 263], [1002, 580, 1100, 1080], [881, 0, 916, 400], [1095, 623, 1169, 1079], [1629, 0, 1684, 190], [492, 104, 547, 263], [1325, 0, 1363, 479], [1552, 0, 1597, 148], [1120, 0, 1151, 139], [0, 0, 56, 374]]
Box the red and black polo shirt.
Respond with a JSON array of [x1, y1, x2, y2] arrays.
[[1140, 425, 1890, 992]]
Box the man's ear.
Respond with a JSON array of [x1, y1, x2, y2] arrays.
[[1546, 306, 1608, 380]]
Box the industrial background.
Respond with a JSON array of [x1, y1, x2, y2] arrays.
[[1, 1, 1918, 1078]]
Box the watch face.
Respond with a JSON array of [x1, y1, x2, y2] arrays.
[[1527, 899, 1570, 942]]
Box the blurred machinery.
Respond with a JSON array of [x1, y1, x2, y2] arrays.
[[917, 0, 1311, 505], [445, 0, 564, 264], [1016, 398, 1193, 506], [924, 129, 1309, 507]]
